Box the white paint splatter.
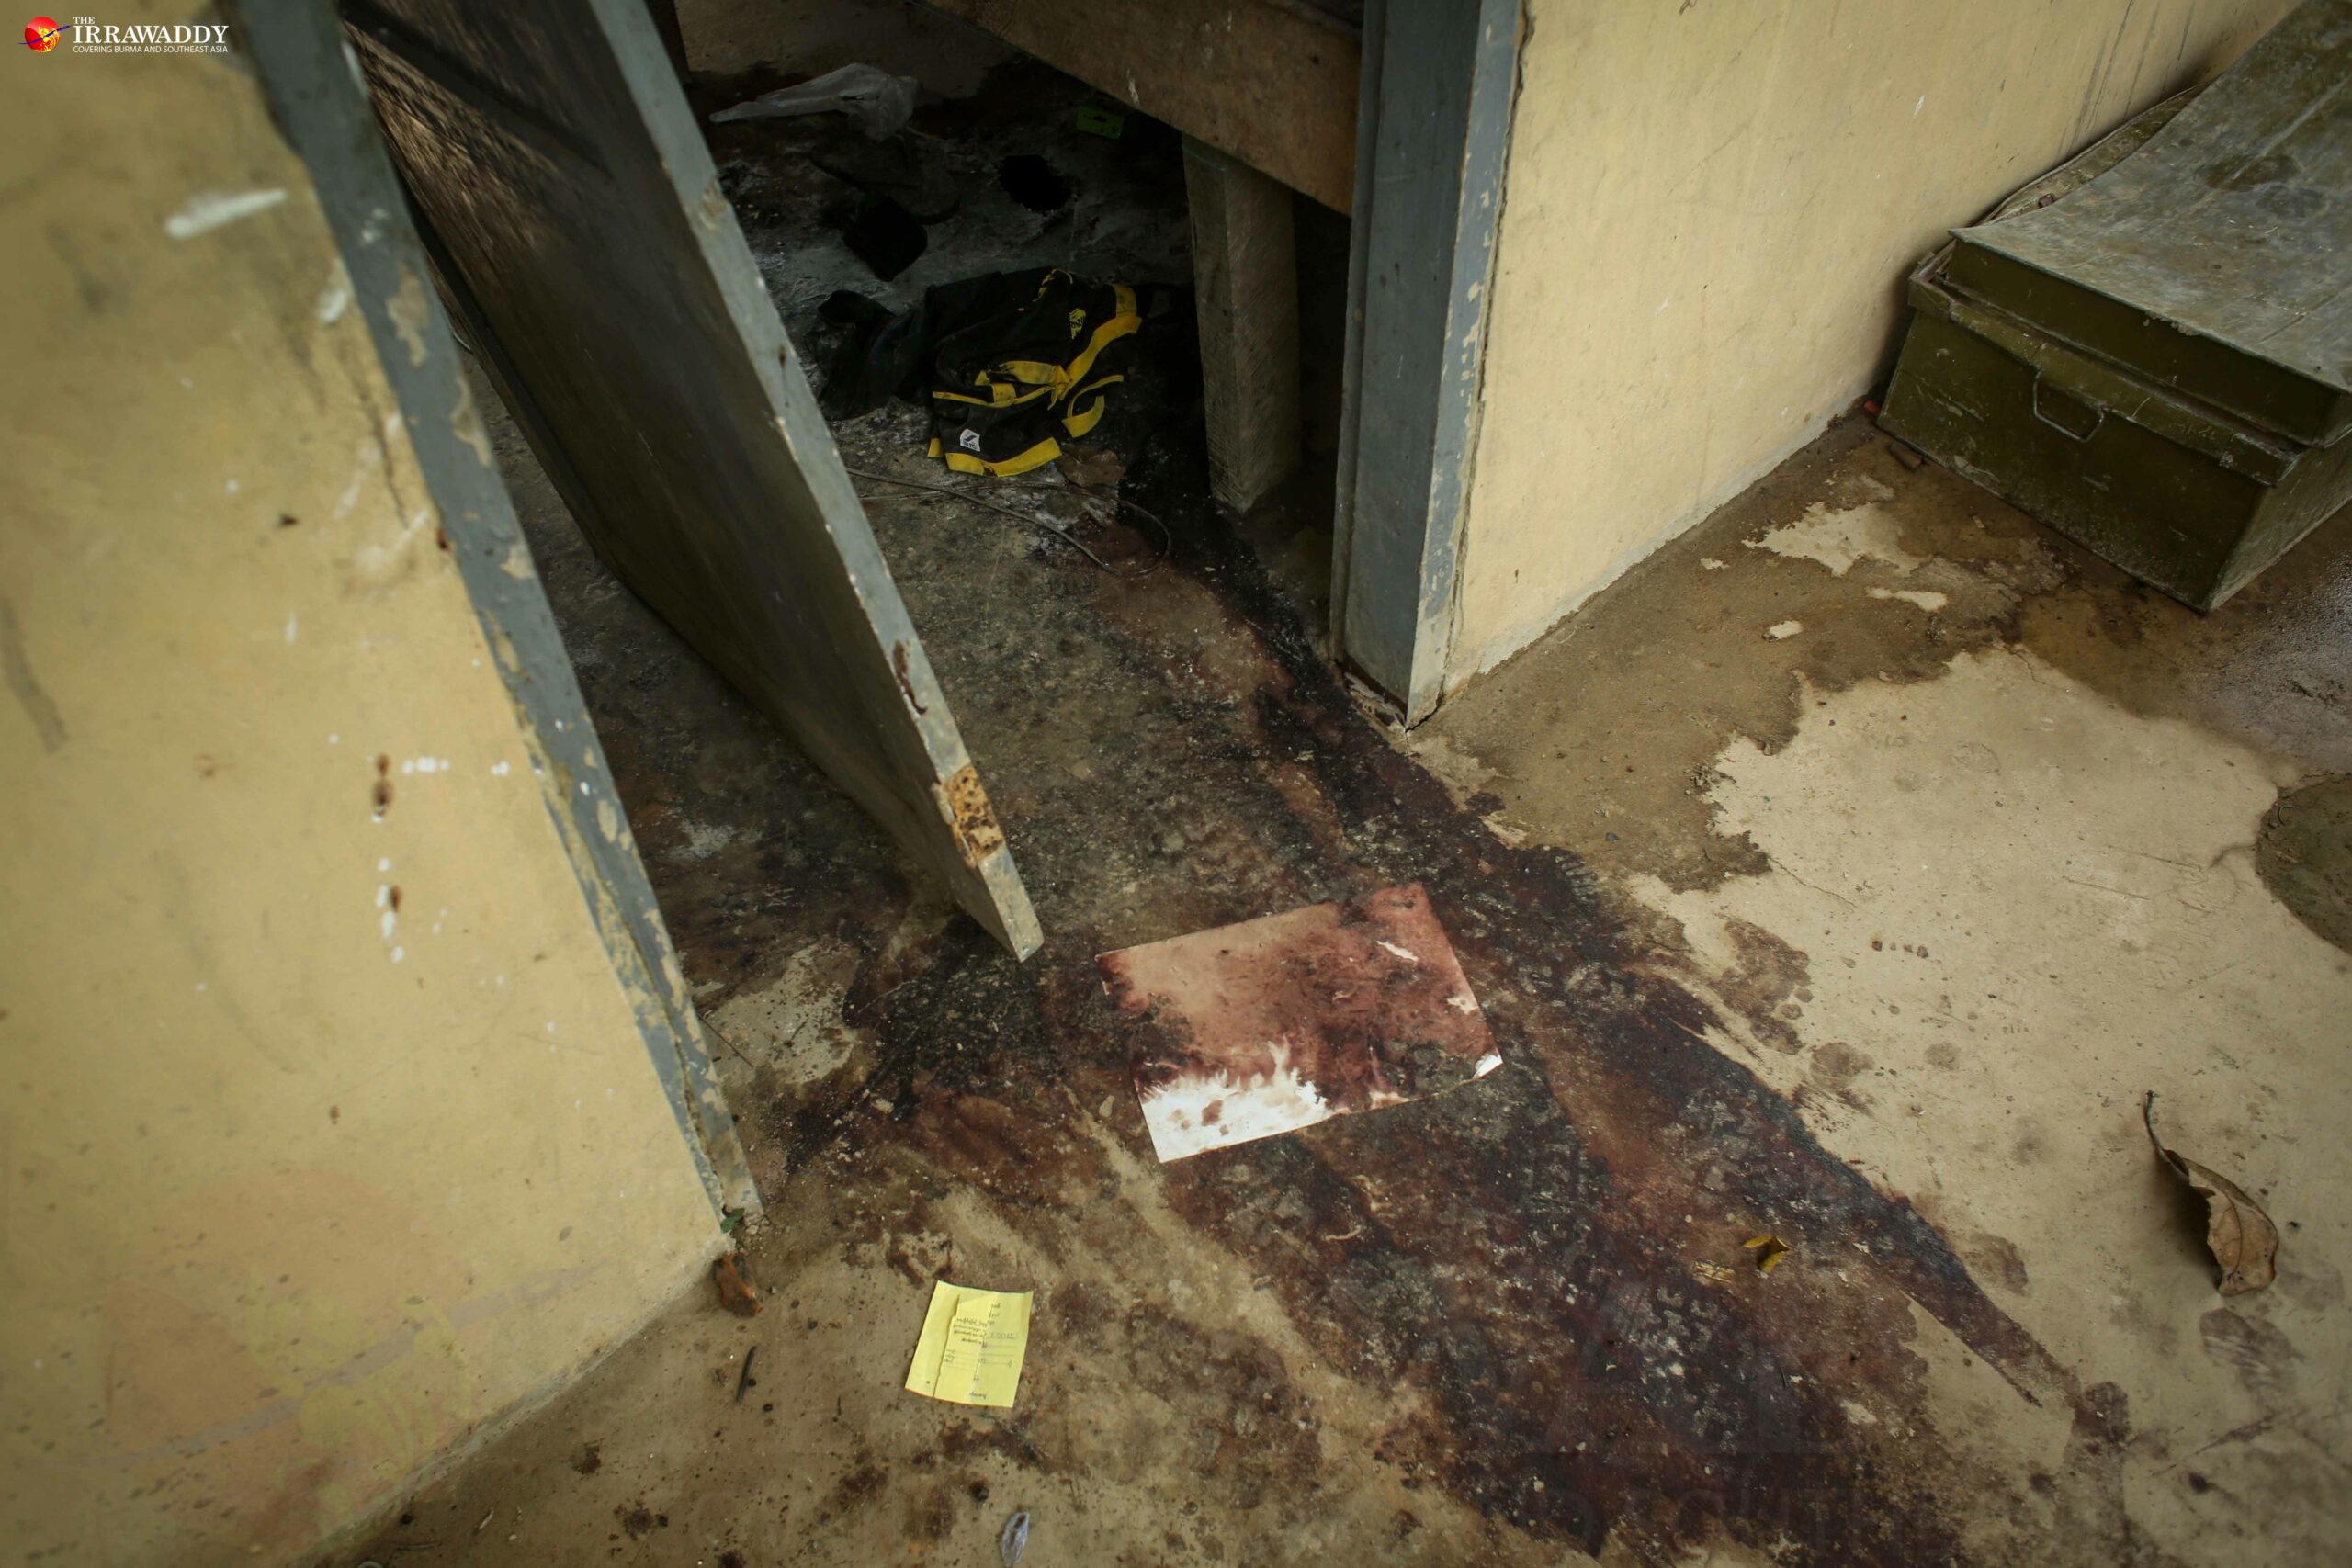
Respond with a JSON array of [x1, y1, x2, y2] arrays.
[[1701, 558, 1727, 570], [316, 260, 353, 324], [164, 188, 287, 240], [490, 761, 511, 776], [283, 613, 299, 644], [1868, 586, 1950, 613], [1765, 620, 1804, 640]]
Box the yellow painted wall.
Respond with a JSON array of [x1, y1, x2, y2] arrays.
[[0, 18, 722, 1564], [1453, 0, 2289, 682]]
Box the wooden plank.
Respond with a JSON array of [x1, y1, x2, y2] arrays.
[[344, 0, 1043, 958], [1184, 138, 1301, 513], [922, 0, 1359, 213]]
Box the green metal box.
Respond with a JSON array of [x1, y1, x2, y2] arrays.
[[1881, 251, 2352, 610], [1943, 0, 2352, 447]]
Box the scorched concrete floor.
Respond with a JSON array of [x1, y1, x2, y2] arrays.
[[354, 381, 2351, 1566]]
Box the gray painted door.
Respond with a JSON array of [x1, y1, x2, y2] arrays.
[[342, 0, 1043, 957]]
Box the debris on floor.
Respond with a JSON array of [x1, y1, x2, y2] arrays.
[[710, 1250, 763, 1316], [2143, 1091, 2279, 1294], [823, 267, 1144, 476], [1056, 443, 1125, 489], [1743, 1234, 1792, 1275], [903, 1280, 1033, 1408], [1098, 883, 1502, 1162], [709, 63, 918, 139], [997, 1508, 1032, 1565], [1073, 102, 1125, 139]]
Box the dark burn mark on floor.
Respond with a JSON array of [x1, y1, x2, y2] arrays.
[[532, 400, 2091, 1562]]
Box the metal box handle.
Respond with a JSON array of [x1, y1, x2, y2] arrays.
[[2030, 372, 2106, 442]]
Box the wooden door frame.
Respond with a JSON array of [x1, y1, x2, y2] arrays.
[[1330, 0, 1524, 725]]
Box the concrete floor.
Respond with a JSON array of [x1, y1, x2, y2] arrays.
[[348, 383, 2352, 1565], [351, 69, 2350, 1568]]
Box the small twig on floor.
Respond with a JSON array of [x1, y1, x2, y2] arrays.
[[704, 1023, 758, 1070], [736, 1346, 758, 1404], [475, 1508, 494, 1534], [1764, 853, 1859, 909]]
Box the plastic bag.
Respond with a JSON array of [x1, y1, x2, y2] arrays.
[[708, 64, 918, 140]]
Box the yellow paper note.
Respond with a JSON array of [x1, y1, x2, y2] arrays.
[[903, 1281, 1032, 1408]]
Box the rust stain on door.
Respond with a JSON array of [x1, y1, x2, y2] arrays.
[[937, 763, 1005, 866]]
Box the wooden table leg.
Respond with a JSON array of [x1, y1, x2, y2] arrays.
[[1182, 136, 1301, 514]]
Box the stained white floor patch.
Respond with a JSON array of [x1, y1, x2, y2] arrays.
[[1747, 484, 1930, 577], [1630, 648, 2352, 1565]]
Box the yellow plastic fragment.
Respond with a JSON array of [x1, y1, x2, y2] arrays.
[[1743, 1235, 1792, 1275]]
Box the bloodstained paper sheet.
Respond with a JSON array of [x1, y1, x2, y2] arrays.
[[1096, 884, 1501, 1162]]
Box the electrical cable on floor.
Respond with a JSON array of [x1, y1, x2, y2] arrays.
[[843, 465, 1171, 578]]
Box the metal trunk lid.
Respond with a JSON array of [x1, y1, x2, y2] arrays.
[[1945, 0, 2352, 446]]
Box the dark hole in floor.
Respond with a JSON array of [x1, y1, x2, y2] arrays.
[[998, 152, 1070, 213], [840, 194, 926, 281]]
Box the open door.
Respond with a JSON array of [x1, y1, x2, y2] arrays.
[[336, 0, 1043, 957]]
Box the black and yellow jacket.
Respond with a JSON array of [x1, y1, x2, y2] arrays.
[[820, 268, 1142, 477]]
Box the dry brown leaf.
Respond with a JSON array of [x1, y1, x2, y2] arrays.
[[2143, 1092, 2278, 1295], [711, 1251, 763, 1316]]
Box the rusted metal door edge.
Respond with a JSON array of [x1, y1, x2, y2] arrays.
[[235, 0, 760, 1221], [1331, 0, 1523, 726]]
